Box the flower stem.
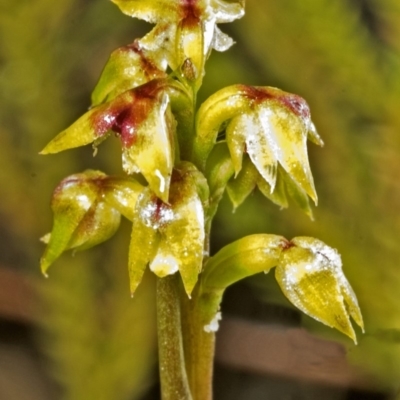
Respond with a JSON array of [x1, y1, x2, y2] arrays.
[[157, 275, 192, 400], [180, 283, 223, 400]]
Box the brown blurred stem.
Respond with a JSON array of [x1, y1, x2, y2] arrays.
[[157, 275, 192, 400]]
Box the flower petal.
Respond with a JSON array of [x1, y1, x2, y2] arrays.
[[111, 0, 177, 22], [210, 0, 245, 23], [91, 40, 167, 106], [160, 163, 207, 296], [226, 155, 258, 210], [255, 101, 317, 203], [275, 237, 363, 343], [121, 91, 175, 201], [195, 84, 252, 168], [40, 171, 112, 274], [212, 25, 235, 52], [128, 189, 160, 295], [102, 177, 144, 221]]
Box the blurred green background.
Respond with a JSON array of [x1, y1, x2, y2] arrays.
[[1, 0, 400, 399]]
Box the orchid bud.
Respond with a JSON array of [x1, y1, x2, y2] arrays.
[[276, 237, 364, 343], [40, 170, 144, 275]]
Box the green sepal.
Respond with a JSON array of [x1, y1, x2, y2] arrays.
[[280, 167, 314, 219], [202, 234, 287, 291], [128, 188, 160, 295], [257, 165, 289, 209], [226, 155, 258, 210], [194, 85, 252, 169], [227, 157, 289, 211], [128, 163, 208, 296], [91, 41, 167, 106], [160, 162, 207, 296], [102, 177, 144, 221], [40, 171, 119, 275], [205, 142, 235, 221], [41, 79, 191, 202], [111, 0, 175, 22], [68, 200, 121, 251], [275, 237, 364, 343]]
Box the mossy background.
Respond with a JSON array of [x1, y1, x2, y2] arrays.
[[0, 0, 400, 398]]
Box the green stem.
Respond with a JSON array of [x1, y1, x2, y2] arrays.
[[157, 275, 192, 400], [180, 283, 223, 400]]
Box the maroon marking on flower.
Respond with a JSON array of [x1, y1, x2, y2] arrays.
[[281, 239, 295, 250], [279, 95, 310, 120], [180, 0, 201, 26], [240, 85, 275, 104], [124, 40, 165, 80], [240, 85, 310, 119], [91, 80, 163, 148], [91, 98, 130, 138]]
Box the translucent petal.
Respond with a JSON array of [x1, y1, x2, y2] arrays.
[[121, 92, 175, 202], [210, 0, 245, 23], [257, 165, 289, 209], [91, 41, 167, 106], [275, 237, 363, 343], [245, 110, 279, 189], [256, 103, 317, 203], [111, 0, 177, 23], [150, 246, 179, 277], [307, 121, 324, 147], [128, 189, 160, 295], [161, 165, 206, 296], [212, 25, 235, 52]]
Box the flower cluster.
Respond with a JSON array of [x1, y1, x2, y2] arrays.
[[40, 0, 363, 342]]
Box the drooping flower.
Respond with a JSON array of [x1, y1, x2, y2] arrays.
[[111, 0, 245, 86], [195, 84, 323, 204], [275, 237, 364, 343], [40, 170, 144, 275], [128, 161, 209, 296], [41, 79, 190, 202]]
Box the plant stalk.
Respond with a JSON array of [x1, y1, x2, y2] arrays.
[[180, 283, 223, 400], [157, 275, 192, 400]]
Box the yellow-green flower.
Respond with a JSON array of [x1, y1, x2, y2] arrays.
[[196, 85, 323, 203], [111, 0, 245, 86], [41, 79, 187, 201], [276, 237, 364, 343], [128, 162, 209, 296], [40, 170, 144, 275]]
